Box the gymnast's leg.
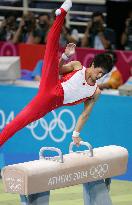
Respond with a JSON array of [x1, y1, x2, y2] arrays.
[[0, 0, 72, 147], [39, 2, 72, 91]]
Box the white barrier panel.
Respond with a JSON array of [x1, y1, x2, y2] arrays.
[[0, 57, 20, 82], [1, 143, 128, 195], [119, 77, 132, 96]]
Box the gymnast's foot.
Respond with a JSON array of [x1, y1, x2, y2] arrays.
[[55, 0, 72, 16]]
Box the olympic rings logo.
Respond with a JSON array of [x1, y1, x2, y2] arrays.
[[89, 164, 109, 179], [0, 109, 76, 143], [26, 109, 76, 142]]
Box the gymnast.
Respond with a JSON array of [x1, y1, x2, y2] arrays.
[[0, 0, 113, 147]]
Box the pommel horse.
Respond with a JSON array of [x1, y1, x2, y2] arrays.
[[1, 141, 128, 205]]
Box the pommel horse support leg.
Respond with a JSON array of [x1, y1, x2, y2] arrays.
[[20, 180, 112, 205], [83, 180, 112, 205], [20, 191, 50, 205], [1, 141, 128, 205]]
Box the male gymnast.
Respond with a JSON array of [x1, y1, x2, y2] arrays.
[[1, 1, 113, 204], [0, 0, 113, 147]]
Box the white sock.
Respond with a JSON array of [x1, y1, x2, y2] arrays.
[[55, 9, 62, 16], [55, 0, 72, 16], [61, 0, 72, 12]]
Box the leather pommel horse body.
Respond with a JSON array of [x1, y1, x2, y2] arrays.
[[1, 142, 128, 195]]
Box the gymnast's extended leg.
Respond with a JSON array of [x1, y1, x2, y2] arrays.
[[0, 0, 72, 147]]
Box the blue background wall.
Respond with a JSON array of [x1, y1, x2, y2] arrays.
[[0, 85, 132, 180]]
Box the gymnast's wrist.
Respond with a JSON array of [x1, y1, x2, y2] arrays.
[[61, 53, 70, 61], [72, 130, 80, 138]]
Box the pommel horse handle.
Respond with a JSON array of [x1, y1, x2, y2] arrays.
[[69, 141, 93, 157], [39, 147, 64, 163]]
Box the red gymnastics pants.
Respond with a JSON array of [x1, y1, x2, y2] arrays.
[[0, 9, 66, 147]]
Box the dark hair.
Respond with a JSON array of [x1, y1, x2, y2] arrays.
[[91, 53, 113, 74], [39, 13, 50, 19], [104, 51, 117, 64], [92, 12, 104, 21], [5, 12, 17, 20]]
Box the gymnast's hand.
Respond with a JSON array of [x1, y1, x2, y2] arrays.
[[72, 136, 82, 146], [64, 43, 76, 58]]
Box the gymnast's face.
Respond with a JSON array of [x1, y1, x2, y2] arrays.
[[93, 67, 105, 80], [86, 66, 104, 82]]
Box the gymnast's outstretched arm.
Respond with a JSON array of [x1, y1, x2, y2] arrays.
[[72, 88, 101, 145]]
